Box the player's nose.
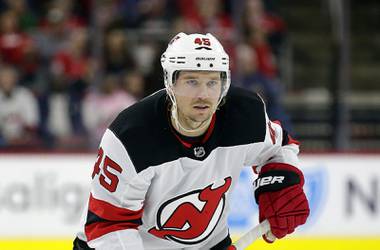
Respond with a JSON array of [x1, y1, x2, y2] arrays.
[[194, 83, 210, 99]]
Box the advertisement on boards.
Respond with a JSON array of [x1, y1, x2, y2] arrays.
[[0, 154, 379, 237]]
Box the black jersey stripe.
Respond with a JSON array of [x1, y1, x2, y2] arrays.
[[109, 87, 266, 173]]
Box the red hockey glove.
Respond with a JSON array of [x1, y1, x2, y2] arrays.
[[253, 163, 310, 241]]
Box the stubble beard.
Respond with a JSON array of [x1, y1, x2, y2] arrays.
[[183, 106, 215, 129]]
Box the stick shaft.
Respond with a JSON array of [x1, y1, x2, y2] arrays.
[[233, 220, 271, 250]]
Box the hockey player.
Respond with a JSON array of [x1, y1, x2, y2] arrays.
[[73, 33, 309, 250]]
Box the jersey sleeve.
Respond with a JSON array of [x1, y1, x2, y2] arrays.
[[245, 111, 300, 174], [84, 128, 153, 249]]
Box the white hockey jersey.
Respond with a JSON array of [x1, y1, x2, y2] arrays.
[[75, 87, 300, 250]]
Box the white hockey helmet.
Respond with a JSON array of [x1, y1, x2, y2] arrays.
[[161, 32, 231, 102]]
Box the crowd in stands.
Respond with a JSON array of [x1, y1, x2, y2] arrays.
[[0, 0, 289, 150]]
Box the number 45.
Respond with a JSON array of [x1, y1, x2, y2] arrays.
[[194, 37, 211, 46], [91, 147, 122, 192]]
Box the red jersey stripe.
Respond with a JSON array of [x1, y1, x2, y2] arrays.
[[85, 220, 139, 241], [201, 114, 216, 144], [171, 114, 217, 148], [252, 165, 258, 174], [287, 135, 300, 145], [272, 120, 301, 146], [88, 194, 143, 221], [172, 132, 193, 148]]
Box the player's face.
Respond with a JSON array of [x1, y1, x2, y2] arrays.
[[173, 71, 222, 126]]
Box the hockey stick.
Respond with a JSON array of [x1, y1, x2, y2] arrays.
[[232, 219, 276, 250]]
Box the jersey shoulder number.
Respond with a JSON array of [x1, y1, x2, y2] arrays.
[[91, 147, 123, 192]]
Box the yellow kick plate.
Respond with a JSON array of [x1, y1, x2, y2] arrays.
[[0, 238, 380, 250]]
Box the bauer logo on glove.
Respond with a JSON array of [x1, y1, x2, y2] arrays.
[[253, 176, 285, 190]]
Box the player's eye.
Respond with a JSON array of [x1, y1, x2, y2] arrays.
[[185, 79, 198, 86], [207, 80, 219, 87]]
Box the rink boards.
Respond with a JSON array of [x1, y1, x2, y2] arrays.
[[0, 153, 379, 249], [0, 238, 380, 250]]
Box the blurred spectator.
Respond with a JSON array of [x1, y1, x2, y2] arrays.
[[0, 11, 33, 68], [241, 0, 288, 79], [103, 28, 136, 74], [82, 74, 136, 147], [137, 0, 177, 31], [107, 0, 178, 30], [176, 0, 233, 37], [144, 43, 167, 96], [122, 70, 146, 99], [117, 0, 141, 28], [4, 0, 38, 31], [51, 27, 89, 82], [235, 43, 291, 131], [243, 0, 286, 57], [46, 89, 72, 143], [133, 39, 158, 77], [0, 7, 39, 87], [0, 0, 292, 150], [69, 0, 92, 25], [174, 0, 237, 71], [43, 0, 86, 29], [0, 5, 39, 87], [248, 27, 278, 78], [48, 27, 90, 138], [93, 0, 124, 29], [0, 65, 40, 147], [34, 1, 86, 64]]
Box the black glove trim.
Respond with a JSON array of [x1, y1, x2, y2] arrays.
[[253, 170, 300, 203], [73, 237, 94, 250]]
